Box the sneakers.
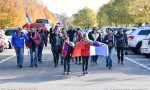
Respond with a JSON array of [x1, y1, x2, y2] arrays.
[[35, 64, 38, 68], [29, 65, 33, 67], [118, 60, 120, 64], [19, 65, 23, 68]]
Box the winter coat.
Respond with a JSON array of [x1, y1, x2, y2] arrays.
[[25, 31, 41, 48], [11, 32, 29, 48]]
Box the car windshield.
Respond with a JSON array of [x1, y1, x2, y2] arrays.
[[36, 19, 49, 24], [5, 30, 17, 36]]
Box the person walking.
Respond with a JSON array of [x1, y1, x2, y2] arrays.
[[61, 37, 74, 75], [88, 27, 101, 65], [67, 27, 76, 42], [26, 26, 41, 68], [50, 26, 62, 67], [44, 28, 49, 47], [37, 25, 46, 63], [115, 29, 128, 65], [11, 27, 29, 68], [81, 33, 93, 75], [104, 28, 115, 70], [73, 28, 82, 65]]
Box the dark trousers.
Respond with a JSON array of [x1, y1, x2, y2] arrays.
[[75, 57, 81, 62], [82, 56, 89, 72], [64, 58, 70, 72], [91, 55, 98, 64], [52, 47, 60, 67], [117, 47, 124, 62], [38, 45, 44, 62], [106, 47, 113, 69]]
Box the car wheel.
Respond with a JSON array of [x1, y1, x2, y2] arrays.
[[131, 48, 138, 54], [136, 42, 142, 54]]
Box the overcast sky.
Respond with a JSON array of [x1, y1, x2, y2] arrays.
[[42, 0, 110, 16]]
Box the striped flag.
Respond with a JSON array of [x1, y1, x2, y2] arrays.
[[72, 40, 109, 57], [26, 11, 31, 24]]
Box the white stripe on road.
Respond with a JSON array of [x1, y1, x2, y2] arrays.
[[113, 52, 150, 71], [0, 55, 15, 64]]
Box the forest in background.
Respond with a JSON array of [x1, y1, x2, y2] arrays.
[[0, 0, 58, 28]]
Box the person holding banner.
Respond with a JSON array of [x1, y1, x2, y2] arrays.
[[104, 28, 115, 70], [26, 26, 41, 68], [81, 34, 93, 75], [61, 37, 74, 75], [88, 27, 101, 65], [73, 28, 82, 65]]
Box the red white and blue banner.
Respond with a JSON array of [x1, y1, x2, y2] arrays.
[[72, 40, 109, 57]]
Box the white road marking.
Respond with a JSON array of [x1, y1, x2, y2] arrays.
[[113, 51, 150, 71], [0, 55, 15, 64]]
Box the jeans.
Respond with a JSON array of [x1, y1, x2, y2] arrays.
[[91, 55, 98, 64], [38, 45, 44, 62], [82, 56, 89, 72], [117, 47, 124, 62], [30, 47, 38, 65], [106, 47, 114, 69], [64, 58, 70, 72], [15, 48, 24, 66]]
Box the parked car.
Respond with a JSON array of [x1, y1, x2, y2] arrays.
[[128, 27, 150, 54], [4, 28, 28, 49], [140, 34, 150, 57], [4, 28, 17, 49], [0, 30, 7, 52]]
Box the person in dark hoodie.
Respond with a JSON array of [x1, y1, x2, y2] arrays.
[[37, 25, 46, 63], [88, 27, 101, 65], [115, 28, 128, 65], [67, 27, 76, 42], [50, 26, 62, 67], [61, 37, 74, 75]]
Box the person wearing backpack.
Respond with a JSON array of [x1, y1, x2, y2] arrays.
[[104, 28, 115, 70], [26, 26, 41, 68], [115, 29, 128, 65], [11, 26, 29, 68]]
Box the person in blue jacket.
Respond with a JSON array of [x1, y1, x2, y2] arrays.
[[11, 27, 29, 68]]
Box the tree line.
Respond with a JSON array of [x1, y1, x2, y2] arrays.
[[0, 0, 58, 28], [72, 0, 150, 28]]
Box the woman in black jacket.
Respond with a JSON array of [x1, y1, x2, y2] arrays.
[[88, 27, 101, 65]]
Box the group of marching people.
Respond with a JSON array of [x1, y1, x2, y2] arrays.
[[11, 25, 128, 75]]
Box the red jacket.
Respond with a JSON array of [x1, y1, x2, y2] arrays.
[[81, 43, 91, 56], [26, 31, 41, 48]]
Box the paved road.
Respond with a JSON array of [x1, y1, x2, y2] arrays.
[[0, 45, 150, 90]]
